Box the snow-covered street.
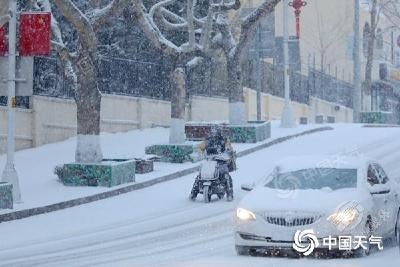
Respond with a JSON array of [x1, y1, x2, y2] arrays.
[[1, 124, 400, 267], [3, 0, 400, 266], [0, 121, 321, 214]]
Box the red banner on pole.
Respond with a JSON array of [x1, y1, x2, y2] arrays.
[[0, 26, 7, 56], [19, 12, 51, 56]]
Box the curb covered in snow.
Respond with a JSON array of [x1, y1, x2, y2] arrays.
[[0, 126, 333, 224], [362, 124, 400, 128]]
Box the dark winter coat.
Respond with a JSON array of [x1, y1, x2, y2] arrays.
[[205, 132, 226, 155]]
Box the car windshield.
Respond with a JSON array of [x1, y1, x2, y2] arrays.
[[265, 168, 357, 191]]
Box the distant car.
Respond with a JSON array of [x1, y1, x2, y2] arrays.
[[234, 156, 400, 257]]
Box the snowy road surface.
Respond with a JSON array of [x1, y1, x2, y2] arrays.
[[1, 124, 400, 267], [0, 121, 320, 214]]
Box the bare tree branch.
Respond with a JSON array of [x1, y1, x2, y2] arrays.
[[234, 0, 281, 61], [89, 0, 130, 31], [50, 0, 97, 53], [131, 0, 181, 56], [37, 0, 78, 90], [211, 0, 241, 12]]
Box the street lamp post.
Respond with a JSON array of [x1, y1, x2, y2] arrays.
[[255, 24, 262, 121], [353, 0, 362, 123], [1, 0, 21, 203], [280, 0, 296, 128]]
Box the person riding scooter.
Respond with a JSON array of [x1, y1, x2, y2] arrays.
[[190, 126, 235, 202]]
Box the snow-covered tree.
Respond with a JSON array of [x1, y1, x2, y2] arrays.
[[131, 0, 211, 144], [132, 0, 281, 128], [208, 0, 281, 124], [0, 1, 11, 27], [362, 0, 398, 111], [35, 0, 128, 163]]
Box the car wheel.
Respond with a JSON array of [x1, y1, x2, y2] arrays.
[[355, 220, 372, 257], [395, 210, 400, 248], [235, 245, 250, 256]]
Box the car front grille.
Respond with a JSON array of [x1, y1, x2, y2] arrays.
[[263, 212, 321, 227]]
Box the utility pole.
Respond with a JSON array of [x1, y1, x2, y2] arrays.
[[281, 0, 296, 128], [1, 0, 21, 203], [353, 0, 362, 123], [255, 24, 262, 121]]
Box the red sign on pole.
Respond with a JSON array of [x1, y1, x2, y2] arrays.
[[19, 12, 51, 56], [0, 26, 7, 56]]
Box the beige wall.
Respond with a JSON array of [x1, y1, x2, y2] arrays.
[[0, 106, 33, 153], [244, 88, 353, 123], [189, 95, 229, 122], [309, 97, 354, 123], [0, 94, 231, 153], [31, 96, 77, 147], [0, 91, 352, 153]]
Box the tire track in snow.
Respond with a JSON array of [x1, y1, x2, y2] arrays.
[[0, 213, 234, 267]]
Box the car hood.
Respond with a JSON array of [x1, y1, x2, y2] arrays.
[[239, 186, 371, 214]]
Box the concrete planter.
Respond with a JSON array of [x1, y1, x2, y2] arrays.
[[361, 112, 396, 125], [185, 121, 271, 143], [0, 182, 13, 210], [135, 159, 154, 174], [55, 159, 135, 187], [229, 121, 271, 143]]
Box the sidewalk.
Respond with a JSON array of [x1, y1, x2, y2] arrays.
[[0, 122, 332, 222]]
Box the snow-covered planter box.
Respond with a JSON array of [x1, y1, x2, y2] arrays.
[[228, 121, 271, 143], [145, 144, 196, 163], [134, 159, 154, 174], [361, 111, 396, 125], [55, 159, 135, 187], [185, 121, 271, 143], [185, 122, 229, 141], [0, 182, 13, 210]]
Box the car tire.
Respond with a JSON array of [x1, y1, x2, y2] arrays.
[[235, 245, 251, 256], [395, 209, 400, 249], [225, 174, 234, 202], [355, 219, 372, 257]]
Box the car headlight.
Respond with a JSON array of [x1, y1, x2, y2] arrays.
[[327, 208, 359, 226], [236, 208, 256, 221]]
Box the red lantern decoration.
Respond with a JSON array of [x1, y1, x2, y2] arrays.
[[289, 0, 307, 39], [0, 26, 7, 56], [19, 12, 51, 56]]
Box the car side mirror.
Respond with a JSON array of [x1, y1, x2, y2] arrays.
[[241, 184, 254, 192]]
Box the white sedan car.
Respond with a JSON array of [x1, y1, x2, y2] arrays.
[[235, 156, 400, 257]]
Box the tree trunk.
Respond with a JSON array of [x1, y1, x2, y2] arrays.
[[75, 53, 103, 163], [227, 57, 246, 125], [364, 0, 378, 112], [169, 67, 186, 144]]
